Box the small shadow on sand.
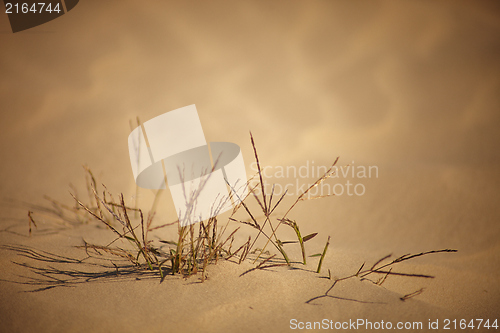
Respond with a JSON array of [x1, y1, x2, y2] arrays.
[[0, 245, 172, 292]]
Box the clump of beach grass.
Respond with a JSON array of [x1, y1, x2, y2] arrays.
[[21, 132, 457, 303], [23, 133, 337, 281], [69, 169, 244, 281]]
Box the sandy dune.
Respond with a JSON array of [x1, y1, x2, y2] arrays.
[[1, 1, 499, 332]]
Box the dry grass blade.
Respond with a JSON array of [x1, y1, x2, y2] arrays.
[[361, 249, 457, 278], [302, 233, 318, 242], [369, 271, 434, 279], [268, 184, 276, 214], [249, 132, 268, 215], [376, 267, 392, 285], [269, 190, 288, 215], [400, 288, 424, 301], [226, 236, 250, 261], [83, 165, 102, 216], [78, 243, 135, 262], [255, 157, 339, 263], [287, 157, 340, 212], [356, 262, 365, 277], [393, 249, 458, 263], [370, 254, 392, 271], [256, 254, 277, 269], [240, 236, 252, 263], [240, 254, 288, 276], [70, 193, 121, 238], [300, 193, 336, 201], [148, 220, 178, 231], [248, 185, 266, 218]]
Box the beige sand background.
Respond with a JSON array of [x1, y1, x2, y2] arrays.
[[0, 1, 499, 332]]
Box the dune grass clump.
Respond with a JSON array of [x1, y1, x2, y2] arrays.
[[17, 132, 457, 303], [69, 168, 242, 281], [62, 133, 336, 281]]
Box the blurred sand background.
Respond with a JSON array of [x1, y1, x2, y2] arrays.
[[0, 1, 499, 332]]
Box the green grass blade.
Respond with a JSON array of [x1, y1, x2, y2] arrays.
[[316, 236, 330, 274]]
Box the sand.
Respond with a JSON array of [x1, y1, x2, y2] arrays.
[[1, 1, 499, 332]]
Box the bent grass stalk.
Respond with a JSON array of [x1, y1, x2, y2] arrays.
[[306, 249, 458, 304], [253, 152, 340, 263]]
